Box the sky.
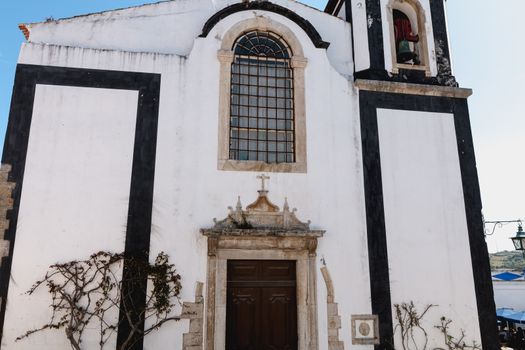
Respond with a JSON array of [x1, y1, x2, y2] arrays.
[[0, 0, 523, 253]]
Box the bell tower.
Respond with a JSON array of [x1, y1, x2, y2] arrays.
[[325, 1, 499, 350], [325, 0, 456, 86]]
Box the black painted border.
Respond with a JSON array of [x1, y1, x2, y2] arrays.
[[429, 0, 457, 86], [199, 1, 331, 49], [344, 0, 353, 25], [360, 91, 498, 350], [324, 0, 341, 14], [0, 64, 161, 350]]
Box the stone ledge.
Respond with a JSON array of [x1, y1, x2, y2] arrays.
[[201, 228, 325, 237], [218, 159, 307, 174], [355, 79, 473, 98]]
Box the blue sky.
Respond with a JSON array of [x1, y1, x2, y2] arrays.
[[0, 0, 523, 252]]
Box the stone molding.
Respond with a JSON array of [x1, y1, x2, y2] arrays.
[[216, 16, 308, 173], [355, 79, 473, 98], [0, 164, 15, 267], [200, 232, 323, 350], [211, 187, 313, 231], [321, 266, 345, 350], [201, 187, 324, 350]]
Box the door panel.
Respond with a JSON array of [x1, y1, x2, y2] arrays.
[[226, 261, 297, 350], [227, 287, 260, 350], [261, 287, 297, 350]]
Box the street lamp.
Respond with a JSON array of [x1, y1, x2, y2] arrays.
[[485, 219, 524, 255], [510, 223, 525, 253]]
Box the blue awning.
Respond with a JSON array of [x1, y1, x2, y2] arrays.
[[493, 272, 522, 281]]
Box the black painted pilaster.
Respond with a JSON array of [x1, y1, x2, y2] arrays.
[[360, 92, 393, 349], [355, 0, 389, 80], [359, 91, 498, 349], [429, 0, 457, 86], [453, 99, 499, 349], [344, 0, 353, 24], [116, 75, 160, 350], [0, 64, 161, 350], [0, 66, 38, 344]]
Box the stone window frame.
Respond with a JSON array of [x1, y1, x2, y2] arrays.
[[386, 0, 431, 77], [201, 230, 323, 350], [217, 17, 308, 173]]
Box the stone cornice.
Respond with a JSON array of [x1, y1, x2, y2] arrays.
[[200, 228, 325, 237], [355, 79, 473, 98]]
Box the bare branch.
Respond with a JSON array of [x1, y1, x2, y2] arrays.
[[16, 251, 182, 350]]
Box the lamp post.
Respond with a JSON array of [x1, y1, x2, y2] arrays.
[[510, 224, 525, 254], [485, 219, 525, 256]]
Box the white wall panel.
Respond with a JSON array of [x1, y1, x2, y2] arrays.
[[377, 109, 481, 349], [3, 85, 138, 349]]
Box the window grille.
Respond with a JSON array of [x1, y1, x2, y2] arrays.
[[229, 31, 295, 163]]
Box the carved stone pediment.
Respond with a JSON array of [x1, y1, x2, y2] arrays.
[[210, 189, 311, 231]]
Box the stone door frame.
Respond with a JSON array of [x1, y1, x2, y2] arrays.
[[202, 230, 324, 350]]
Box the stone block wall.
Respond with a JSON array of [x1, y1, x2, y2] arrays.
[[0, 164, 15, 308], [181, 282, 204, 350], [321, 266, 344, 350]]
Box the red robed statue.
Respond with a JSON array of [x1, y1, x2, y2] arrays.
[[393, 9, 420, 64]]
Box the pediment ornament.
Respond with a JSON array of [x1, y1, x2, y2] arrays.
[[212, 175, 311, 230]]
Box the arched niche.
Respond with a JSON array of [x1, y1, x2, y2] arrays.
[[386, 0, 431, 76]]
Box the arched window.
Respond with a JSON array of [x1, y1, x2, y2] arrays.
[[229, 31, 295, 163], [216, 17, 307, 173]]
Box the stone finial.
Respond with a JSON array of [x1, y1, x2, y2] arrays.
[[256, 174, 270, 192], [236, 196, 242, 211], [211, 178, 310, 230]]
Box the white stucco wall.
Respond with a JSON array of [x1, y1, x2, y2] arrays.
[[2, 1, 481, 349], [2, 85, 138, 349], [22, 0, 353, 78], [377, 109, 481, 348], [6, 4, 374, 350]]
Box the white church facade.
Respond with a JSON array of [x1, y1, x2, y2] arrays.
[[0, 0, 498, 349]]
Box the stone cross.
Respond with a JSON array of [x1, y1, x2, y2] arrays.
[[257, 174, 270, 192]]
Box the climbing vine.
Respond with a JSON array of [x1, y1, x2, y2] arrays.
[[394, 302, 435, 350], [393, 302, 482, 350], [16, 251, 182, 350]]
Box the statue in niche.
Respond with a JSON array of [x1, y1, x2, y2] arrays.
[[393, 9, 420, 65]]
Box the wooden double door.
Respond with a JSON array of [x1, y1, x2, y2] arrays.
[[226, 260, 298, 350]]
